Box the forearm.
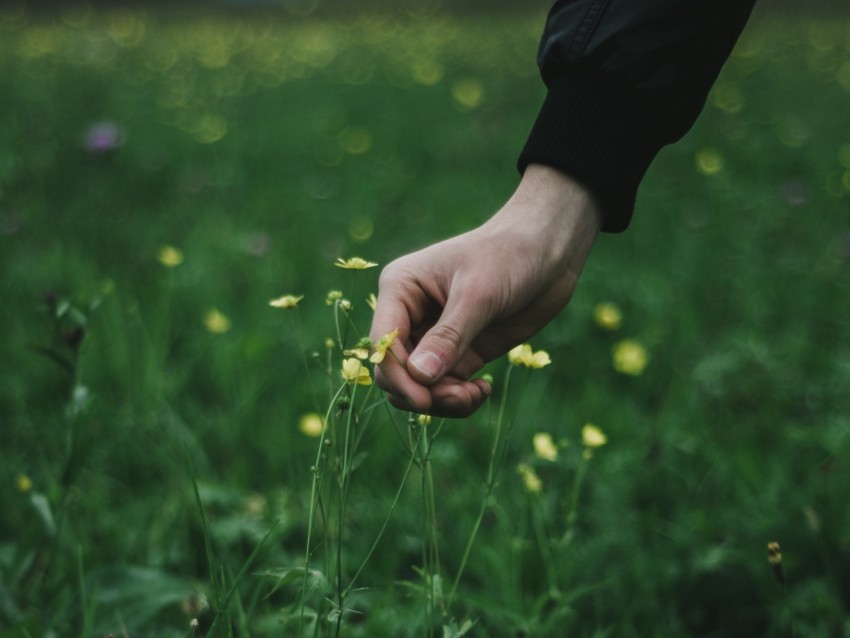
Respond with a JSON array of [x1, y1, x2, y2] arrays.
[[521, 0, 757, 232]]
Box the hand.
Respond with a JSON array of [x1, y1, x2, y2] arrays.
[[369, 165, 602, 417]]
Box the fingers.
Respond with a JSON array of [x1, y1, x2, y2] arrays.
[[406, 281, 492, 385], [382, 374, 492, 418]]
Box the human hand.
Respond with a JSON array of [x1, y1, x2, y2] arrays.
[[369, 164, 602, 418]]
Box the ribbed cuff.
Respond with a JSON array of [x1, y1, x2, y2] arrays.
[[518, 73, 673, 233]]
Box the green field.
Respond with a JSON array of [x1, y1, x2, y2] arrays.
[[2, 3, 850, 637]]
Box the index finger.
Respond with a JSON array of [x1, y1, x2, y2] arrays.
[[369, 282, 433, 413]]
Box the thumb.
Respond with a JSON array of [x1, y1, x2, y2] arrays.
[[407, 294, 490, 385]]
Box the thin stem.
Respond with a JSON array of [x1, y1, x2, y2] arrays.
[[447, 365, 515, 609]]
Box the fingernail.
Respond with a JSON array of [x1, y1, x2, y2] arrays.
[[409, 351, 443, 380]]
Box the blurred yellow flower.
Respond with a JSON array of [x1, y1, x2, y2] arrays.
[[344, 337, 372, 360], [299, 412, 325, 437], [341, 358, 372, 386], [335, 257, 378, 270], [158, 245, 183, 267], [508, 344, 551, 369], [16, 473, 33, 493], [418, 414, 432, 426], [593, 302, 622, 330], [582, 423, 607, 448], [269, 294, 304, 309], [204, 308, 231, 334], [452, 78, 484, 110], [366, 293, 378, 311], [517, 463, 542, 493], [612, 339, 649, 376], [370, 328, 398, 363], [533, 432, 558, 461], [695, 148, 724, 176]]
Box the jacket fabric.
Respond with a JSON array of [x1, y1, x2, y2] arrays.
[[518, 0, 757, 232]]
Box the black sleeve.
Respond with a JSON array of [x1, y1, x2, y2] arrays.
[[518, 0, 756, 232]]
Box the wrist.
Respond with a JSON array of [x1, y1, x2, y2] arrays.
[[486, 164, 602, 275]]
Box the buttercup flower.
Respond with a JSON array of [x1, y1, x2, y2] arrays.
[[533, 432, 558, 461], [335, 257, 378, 270], [582, 423, 607, 448], [366, 293, 378, 311], [517, 463, 543, 493], [158, 245, 184, 267], [370, 328, 399, 363], [508, 344, 552, 369], [418, 414, 432, 426], [204, 308, 231, 334], [612, 339, 649, 376], [299, 412, 325, 437], [341, 358, 372, 386], [16, 473, 32, 493], [344, 337, 372, 360], [594, 302, 622, 330], [269, 294, 304, 309]]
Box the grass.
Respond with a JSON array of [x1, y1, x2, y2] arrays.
[[1, 2, 850, 637]]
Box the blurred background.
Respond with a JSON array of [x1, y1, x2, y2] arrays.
[[1, 0, 849, 636]]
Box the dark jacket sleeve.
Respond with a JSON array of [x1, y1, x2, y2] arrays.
[[518, 0, 756, 232]]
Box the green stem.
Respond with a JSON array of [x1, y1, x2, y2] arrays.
[[447, 365, 514, 609]]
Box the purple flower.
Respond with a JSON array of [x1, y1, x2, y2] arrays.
[[83, 122, 124, 154]]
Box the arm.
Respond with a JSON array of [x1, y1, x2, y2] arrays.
[[521, 0, 757, 231], [370, 1, 757, 417]]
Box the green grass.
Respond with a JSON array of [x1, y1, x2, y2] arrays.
[[2, 3, 850, 637]]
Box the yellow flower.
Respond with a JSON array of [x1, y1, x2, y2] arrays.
[[204, 308, 231, 334], [418, 414, 432, 426], [16, 473, 33, 493], [299, 412, 325, 437], [335, 257, 378, 270], [582, 423, 607, 448], [508, 344, 552, 369], [593, 302, 622, 330], [269, 294, 304, 309], [366, 293, 378, 311], [341, 358, 372, 386], [370, 328, 398, 363], [344, 337, 372, 360], [326, 290, 343, 305], [158, 245, 184, 267], [533, 432, 558, 461], [612, 339, 649, 376], [517, 463, 542, 493]]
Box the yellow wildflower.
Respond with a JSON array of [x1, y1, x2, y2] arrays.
[[370, 328, 399, 363], [418, 414, 432, 426], [582, 423, 607, 448], [533, 432, 558, 461], [341, 358, 372, 386], [299, 412, 325, 437], [344, 337, 372, 360], [326, 290, 343, 305], [593, 302, 622, 330], [339, 299, 352, 312], [612, 339, 649, 376], [517, 463, 542, 493], [16, 473, 33, 493], [204, 308, 231, 334], [158, 245, 184, 267], [269, 294, 304, 309], [366, 293, 378, 311], [335, 257, 378, 270], [508, 344, 552, 369]]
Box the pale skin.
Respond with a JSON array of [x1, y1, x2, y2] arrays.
[[369, 164, 603, 418]]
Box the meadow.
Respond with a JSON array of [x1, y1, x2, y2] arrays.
[[1, 2, 850, 636]]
